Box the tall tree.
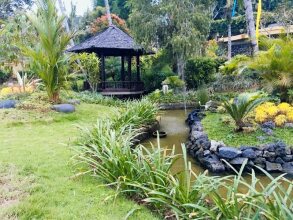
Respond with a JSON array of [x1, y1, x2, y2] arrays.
[[128, 0, 214, 80], [104, 0, 112, 25], [243, 0, 258, 55], [226, 0, 233, 60], [93, 0, 129, 20]]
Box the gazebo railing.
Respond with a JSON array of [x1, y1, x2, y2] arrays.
[[99, 81, 144, 91]]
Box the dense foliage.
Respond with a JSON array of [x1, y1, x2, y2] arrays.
[[93, 0, 129, 20], [185, 57, 218, 89], [72, 53, 100, 92], [147, 90, 197, 104], [128, 0, 214, 78], [249, 36, 293, 101]]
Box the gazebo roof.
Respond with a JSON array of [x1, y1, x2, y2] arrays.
[[68, 25, 153, 56]]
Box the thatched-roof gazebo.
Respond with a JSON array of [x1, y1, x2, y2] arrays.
[[68, 25, 154, 96]]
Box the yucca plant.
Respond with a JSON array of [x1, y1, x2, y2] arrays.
[[22, 0, 73, 103], [222, 92, 269, 131]]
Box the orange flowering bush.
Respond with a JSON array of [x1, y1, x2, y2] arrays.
[[255, 102, 293, 126], [90, 13, 129, 34]]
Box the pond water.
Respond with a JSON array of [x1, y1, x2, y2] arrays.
[[142, 110, 292, 193]]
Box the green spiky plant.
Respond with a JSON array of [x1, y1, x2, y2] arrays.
[[22, 0, 73, 103], [222, 92, 269, 132]]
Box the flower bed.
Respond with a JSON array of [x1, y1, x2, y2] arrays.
[[186, 110, 293, 175]]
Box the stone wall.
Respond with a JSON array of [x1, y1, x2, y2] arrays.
[[159, 103, 197, 110], [186, 110, 293, 176]]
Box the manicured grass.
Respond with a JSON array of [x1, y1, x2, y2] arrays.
[[201, 113, 293, 147], [0, 103, 159, 220]]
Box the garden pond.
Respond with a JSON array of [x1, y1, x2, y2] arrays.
[[142, 110, 292, 193]]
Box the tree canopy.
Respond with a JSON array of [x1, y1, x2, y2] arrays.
[[128, 0, 215, 78]]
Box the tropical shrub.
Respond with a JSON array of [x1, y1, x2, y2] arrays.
[[22, 0, 73, 103], [141, 49, 175, 92], [112, 98, 158, 130], [249, 36, 293, 101], [211, 70, 260, 92], [197, 86, 209, 105], [147, 90, 197, 104], [72, 53, 100, 92], [63, 91, 124, 107], [222, 92, 268, 131], [162, 76, 185, 90], [185, 57, 217, 89], [255, 102, 293, 126], [219, 55, 250, 75]]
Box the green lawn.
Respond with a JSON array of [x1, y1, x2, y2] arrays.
[[0, 103, 159, 220], [202, 113, 293, 147]]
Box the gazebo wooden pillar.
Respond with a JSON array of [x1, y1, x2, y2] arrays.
[[121, 56, 125, 81], [101, 54, 106, 89], [127, 56, 132, 81], [136, 55, 140, 81]]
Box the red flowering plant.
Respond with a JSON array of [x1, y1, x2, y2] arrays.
[[90, 13, 129, 34]]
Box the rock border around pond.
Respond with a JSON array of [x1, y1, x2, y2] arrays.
[[186, 110, 293, 176]]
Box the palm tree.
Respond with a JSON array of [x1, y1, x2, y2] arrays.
[[23, 0, 73, 103], [226, 0, 233, 60]]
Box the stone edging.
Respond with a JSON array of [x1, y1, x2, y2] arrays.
[[134, 120, 160, 144], [186, 110, 293, 176], [159, 103, 197, 110]]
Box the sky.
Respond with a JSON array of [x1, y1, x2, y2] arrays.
[[62, 0, 94, 16]]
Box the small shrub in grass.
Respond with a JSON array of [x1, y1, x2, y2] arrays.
[[113, 99, 158, 130], [64, 91, 124, 107], [197, 87, 209, 105], [147, 90, 197, 104]]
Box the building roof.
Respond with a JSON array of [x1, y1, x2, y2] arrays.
[[217, 25, 293, 43], [68, 25, 153, 56]]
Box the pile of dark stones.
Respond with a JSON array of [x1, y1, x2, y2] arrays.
[[0, 100, 16, 109], [186, 110, 293, 176]]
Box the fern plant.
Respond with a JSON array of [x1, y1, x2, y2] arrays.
[[222, 92, 268, 131]]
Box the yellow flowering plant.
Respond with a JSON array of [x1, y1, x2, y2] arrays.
[[255, 102, 293, 126], [274, 115, 287, 127]]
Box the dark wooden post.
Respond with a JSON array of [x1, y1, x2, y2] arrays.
[[101, 54, 105, 89], [121, 56, 125, 81], [136, 55, 140, 81], [128, 56, 132, 82]]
